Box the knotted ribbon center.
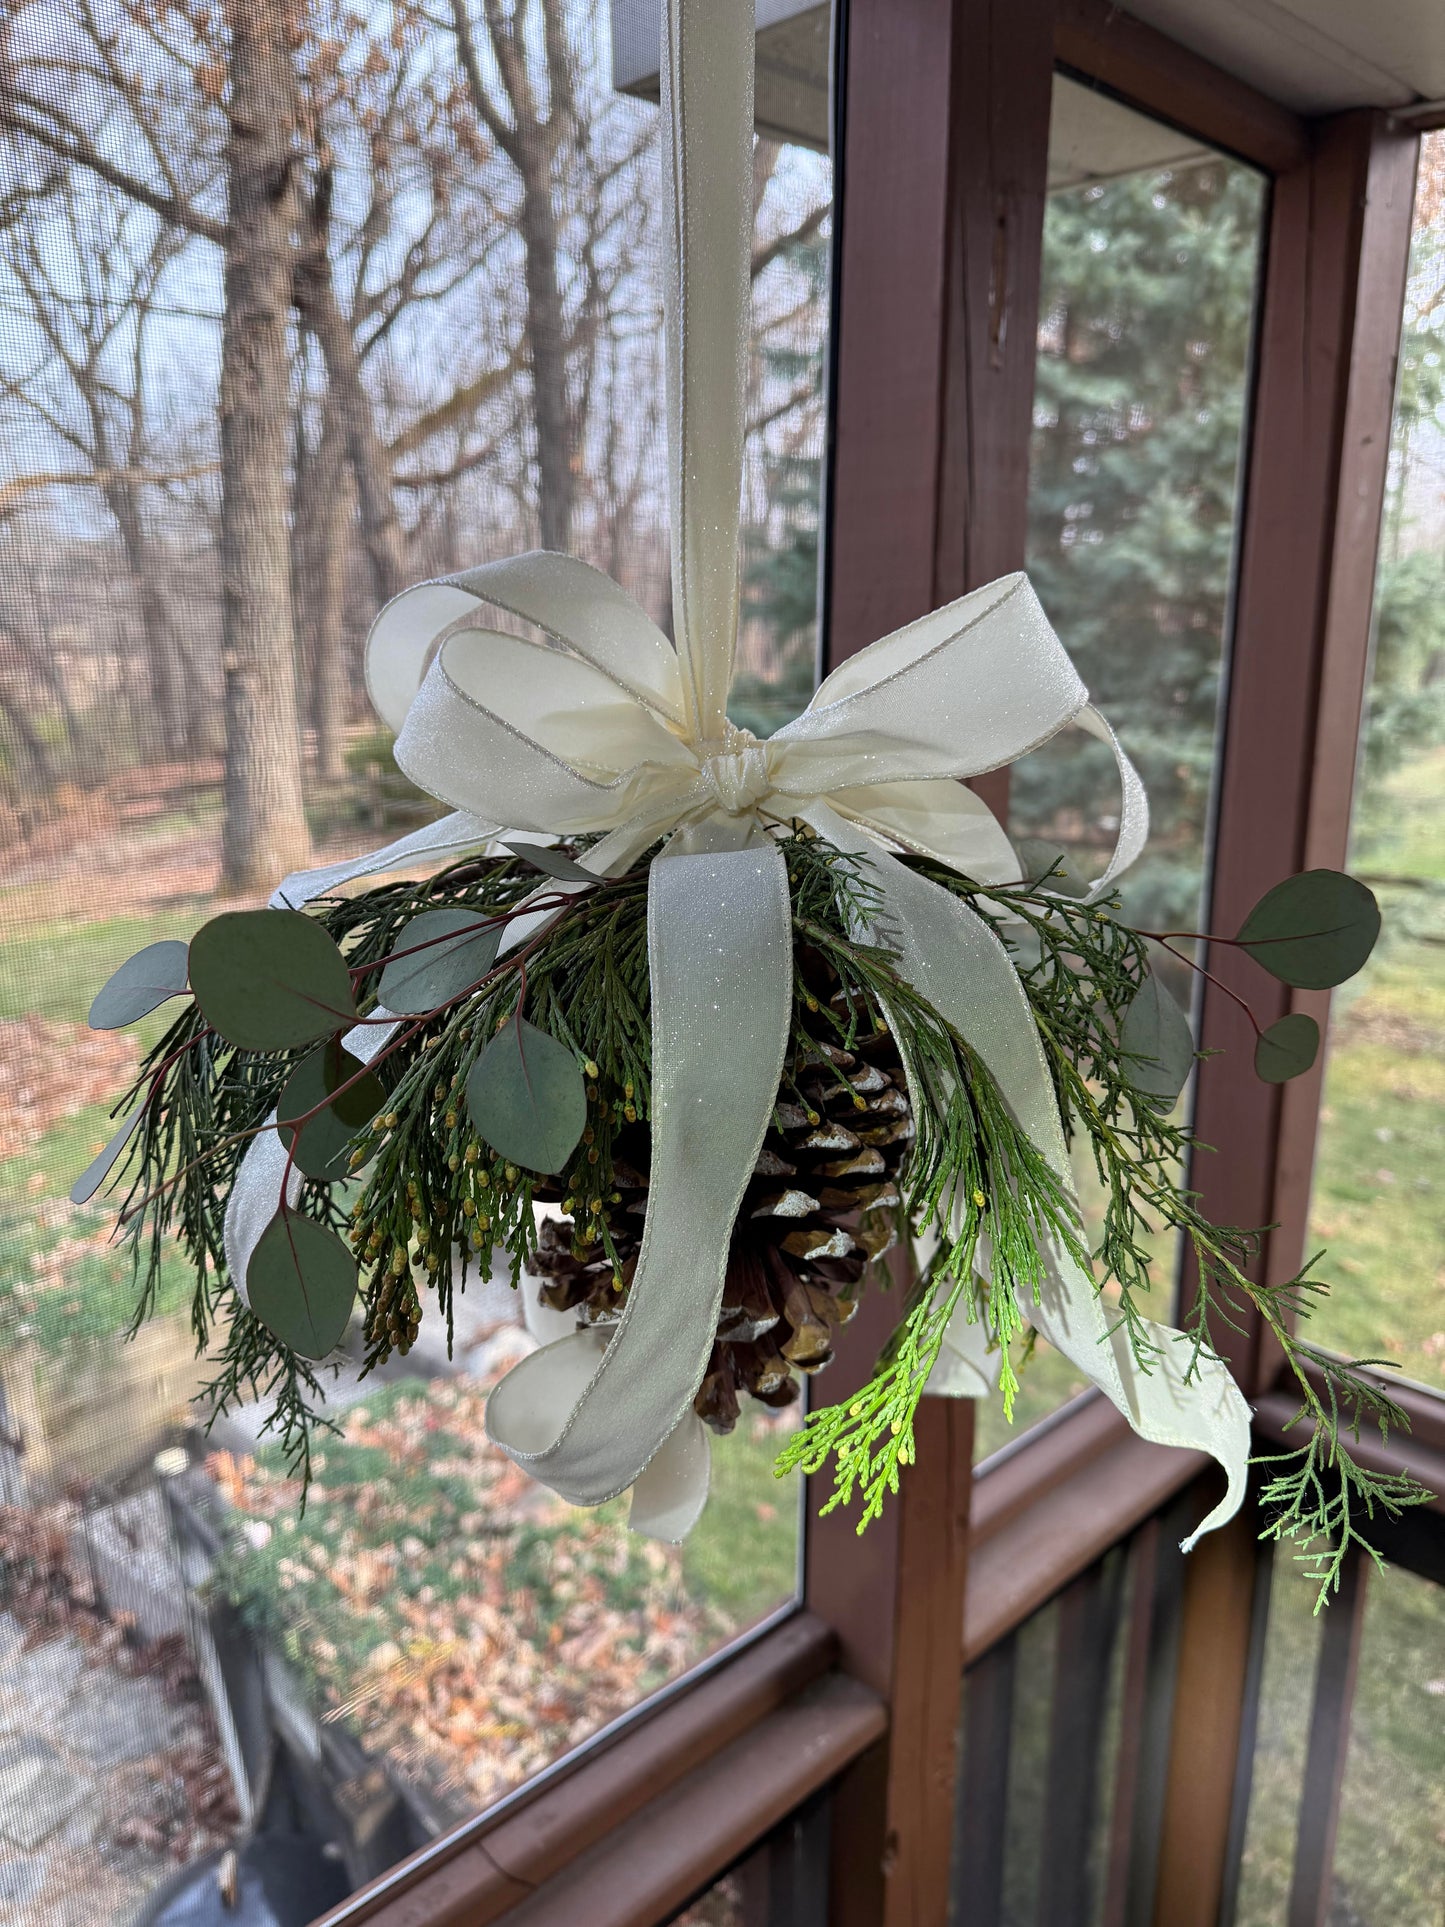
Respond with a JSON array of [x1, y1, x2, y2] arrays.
[[697, 727, 770, 816]]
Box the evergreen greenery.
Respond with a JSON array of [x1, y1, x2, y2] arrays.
[[103, 832, 1428, 1600]]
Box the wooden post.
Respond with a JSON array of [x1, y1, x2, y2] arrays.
[[816, 0, 1055, 1918], [1150, 1498, 1262, 1927]]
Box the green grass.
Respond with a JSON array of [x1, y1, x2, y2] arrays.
[[1307, 743, 1445, 1391], [1235, 1557, 1445, 1925], [681, 1417, 800, 1622], [0, 907, 200, 1025], [0, 1209, 193, 1353], [1330, 1564, 1445, 1923]]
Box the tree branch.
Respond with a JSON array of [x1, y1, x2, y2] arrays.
[[0, 99, 225, 245]]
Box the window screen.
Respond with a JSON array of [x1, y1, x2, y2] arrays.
[[0, 0, 829, 1910], [1307, 131, 1445, 1396]]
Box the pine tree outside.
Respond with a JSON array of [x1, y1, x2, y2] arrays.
[[978, 86, 1268, 1456]]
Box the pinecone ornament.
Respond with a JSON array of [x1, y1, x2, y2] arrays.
[[527, 945, 913, 1432]]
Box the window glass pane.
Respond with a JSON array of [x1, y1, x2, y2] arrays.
[[953, 1537, 1138, 1926], [0, 1, 827, 1910], [977, 74, 1265, 1458], [1331, 1563, 1445, 1923], [1234, 1551, 1445, 1926], [1307, 135, 1445, 1392]]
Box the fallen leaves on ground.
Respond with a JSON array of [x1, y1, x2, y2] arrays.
[[0, 1017, 138, 1160], [211, 1376, 741, 1818]]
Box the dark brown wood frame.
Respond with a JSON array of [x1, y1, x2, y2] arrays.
[[320, 4, 1430, 1922]]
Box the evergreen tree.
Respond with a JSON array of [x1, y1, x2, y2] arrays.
[[1017, 160, 1265, 930]]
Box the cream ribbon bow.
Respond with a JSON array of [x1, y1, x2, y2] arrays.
[[226, 0, 1248, 1546]]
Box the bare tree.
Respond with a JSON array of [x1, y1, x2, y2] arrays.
[[0, 179, 196, 754], [446, 0, 585, 553], [0, 0, 311, 888], [214, 0, 311, 888], [291, 358, 353, 781]]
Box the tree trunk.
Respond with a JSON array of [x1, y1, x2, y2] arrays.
[[218, 0, 310, 894], [294, 229, 407, 607], [106, 482, 189, 760], [296, 395, 352, 782], [446, 1, 576, 555], [517, 168, 573, 553]]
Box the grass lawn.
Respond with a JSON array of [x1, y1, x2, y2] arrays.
[[1309, 743, 1445, 1390], [1235, 1555, 1445, 1925], [0, 906, 202, 1025]]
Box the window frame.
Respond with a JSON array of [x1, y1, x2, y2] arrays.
[[318, 4, 1432, 1921]]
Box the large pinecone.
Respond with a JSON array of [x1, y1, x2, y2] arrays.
[[526, 949, 913, 1432]]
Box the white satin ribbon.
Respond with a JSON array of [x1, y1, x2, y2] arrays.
[[224, 0, 1247, 1546]]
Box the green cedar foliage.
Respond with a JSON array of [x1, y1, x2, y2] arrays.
[[108, 839, 1425, 1599]]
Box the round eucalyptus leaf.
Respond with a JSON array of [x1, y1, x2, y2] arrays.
[[1119, 969, 1196, 1105], [502, 840, 599, 885], [71, 1105, 144, 1205], [189, 910, 356, 1051], [1254, 1012, 1320, 1085], [88, 940, 190, 1030], [277, 1041, 385, 1182], [1236, 870, 1381, 990], [247, 1212, 357, 1359], [377, 908, 502, 1016], [466, 1018, 586, 1174]]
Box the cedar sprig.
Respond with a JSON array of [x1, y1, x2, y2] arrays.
[[105, 833, 1433, 1580], [915, 859, 1433, 1587]]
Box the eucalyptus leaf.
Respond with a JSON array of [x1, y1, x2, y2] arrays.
[[502, 840, 598, 885], [277, 1041, 385, 1182], [466, 1017, 586, 1174], [247, 1212, 357, 1359], [190, 909, 356, 1050], [71, 1105, 144, 1205], [1236, 870, 1381, 990], [377, 907, 502, 1016], [1119, 969, 1196, 1105], [88, 940, 190, 1030], [1254, 1012, 1320, 1085]]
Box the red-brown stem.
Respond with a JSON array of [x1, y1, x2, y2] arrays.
[[1153, 936, 1265, 1039]]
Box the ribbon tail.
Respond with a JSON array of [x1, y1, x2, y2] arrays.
[[629, 1413, 712, 1542], [802, 803, 1250, 1547], [484, 842, 792, 1523], [269, 812, 500, 910], [912, 1225, 998, 1399], [1077, 704, 1149, 899]]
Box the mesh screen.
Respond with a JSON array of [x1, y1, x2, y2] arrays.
[[0, 2, 827, 1914]]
